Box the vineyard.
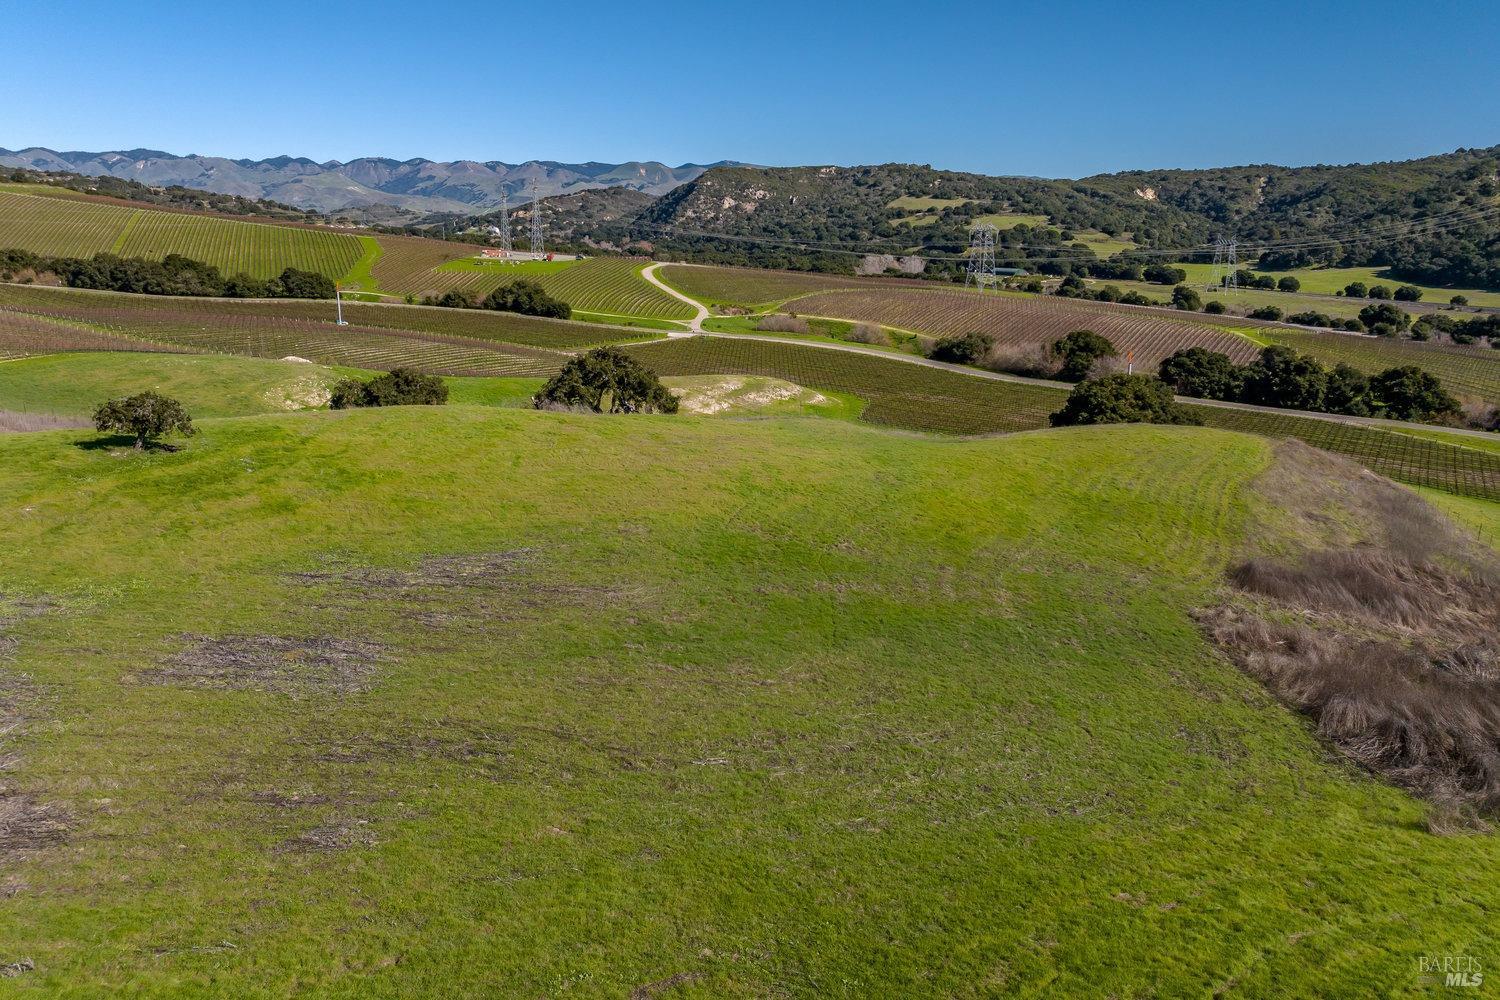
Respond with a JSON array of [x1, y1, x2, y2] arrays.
[[366, 244, 694, 320], [0, 190, 138, 257], [367, 233, 477, 293], [128, 318, 564, 377], [1193, 405, 1500, 501], [113, 210, 363, 280], [0, 309, 189, 357], [0, 287, 565, 377], [624, 335, 1500, 501], [0, 285, 644, 352], [628, 336, 1070, 434], [658, 265, 868, 309], [788, 287, 1264, 368], [1261, 327, 1500, 404], [0, 188, 365, 279]]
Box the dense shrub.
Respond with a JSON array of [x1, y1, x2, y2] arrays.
[[429, 290, 477, 309], [1158, 347, 1244, 401], [532, 346, 678, 414], [1203, 300, 1227, 314], [1277, 276, 1301, 292], [1049, 329, 1116, 382], [482, 279, 571, 319], [330, 368, 448, 408], [3, 248, 334, 300], [1357, 302, 1412, 332], [1143, 264, 1187, 285], [1171, 285, 1201, 311], [929, 330, 996, 365], [1367, 367, 1460, 422], [1161, 344, 1462, 423], [1249, 305, 1284, 321], [1049, 374, 1201, 427], [92, 391, 195, 449]]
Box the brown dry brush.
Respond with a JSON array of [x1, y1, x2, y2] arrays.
[[756, 314, 810, 334], [1202, 444, 1500, 830]]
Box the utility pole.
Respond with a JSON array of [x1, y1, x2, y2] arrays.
[[335, 284, 347, 326], [965, 223, 997, 291], [498, 189, 513, 255], [529, 177, 543, 257]]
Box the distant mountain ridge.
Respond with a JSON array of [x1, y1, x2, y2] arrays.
[[0, 146, 738, 216]]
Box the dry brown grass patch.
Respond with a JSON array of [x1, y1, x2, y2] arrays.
[[1201, 441, 1500, 825], [146, 635, 388, 696]]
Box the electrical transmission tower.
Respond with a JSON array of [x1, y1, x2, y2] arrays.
[[528, 177, 543, 257], [497, 189, 512, 254], [965, 223, 998, 290], [1208, 237, 1239, 292]]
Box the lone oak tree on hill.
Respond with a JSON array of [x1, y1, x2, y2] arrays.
[[92, 391, 196, 449], [533, 347, 679, 414]]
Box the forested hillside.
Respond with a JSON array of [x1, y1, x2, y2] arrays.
[[1086, 146, 1500, 287], [596, 148, 1500, 288]]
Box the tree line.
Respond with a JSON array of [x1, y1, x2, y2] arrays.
[[0, 248, 335, 299]]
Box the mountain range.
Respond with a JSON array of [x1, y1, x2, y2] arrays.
[[0, 147, 738, 216]]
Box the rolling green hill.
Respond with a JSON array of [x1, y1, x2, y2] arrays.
[[0, 186, 365, 280], [1, 408, 1497, 995]]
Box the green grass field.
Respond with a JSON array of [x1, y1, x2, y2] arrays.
[[971, 212, 1049, 229], [1169, 261, 1500, 308], [434, 258, 579, 279], [0, 187, 364, 280], [3, 408, 1498, 996], [0, 353, 348, 418]]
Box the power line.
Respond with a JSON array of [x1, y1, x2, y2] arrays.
[[632, 203, 1500, 267], [965, 224, 998, 290], [528, 177, 543, 257], [498, 188, 512, 254]]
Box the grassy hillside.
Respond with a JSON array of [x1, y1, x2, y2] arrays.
[[0, 187, 364, 280], [0, 353, 348, 418], [2, 409, 1497, 996]]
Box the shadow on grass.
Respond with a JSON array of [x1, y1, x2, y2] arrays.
[[73, 435, 185, 453]]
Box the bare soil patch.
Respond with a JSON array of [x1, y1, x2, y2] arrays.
[[630, 971, 701, 999], [0, 602, 71, 860], [0, 793, 70, 854], [276, 819, 377, 854], [287, 549, 624, 629], [146, 635, 388, 696]]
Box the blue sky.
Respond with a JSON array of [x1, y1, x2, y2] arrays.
[[1, 0, 1495, 177]]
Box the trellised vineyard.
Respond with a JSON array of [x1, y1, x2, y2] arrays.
[[0, 189, 364, 279], [1262, 326, 1500, 404], [0, 285, 646, 352], [787, 287, 1264, 367]]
